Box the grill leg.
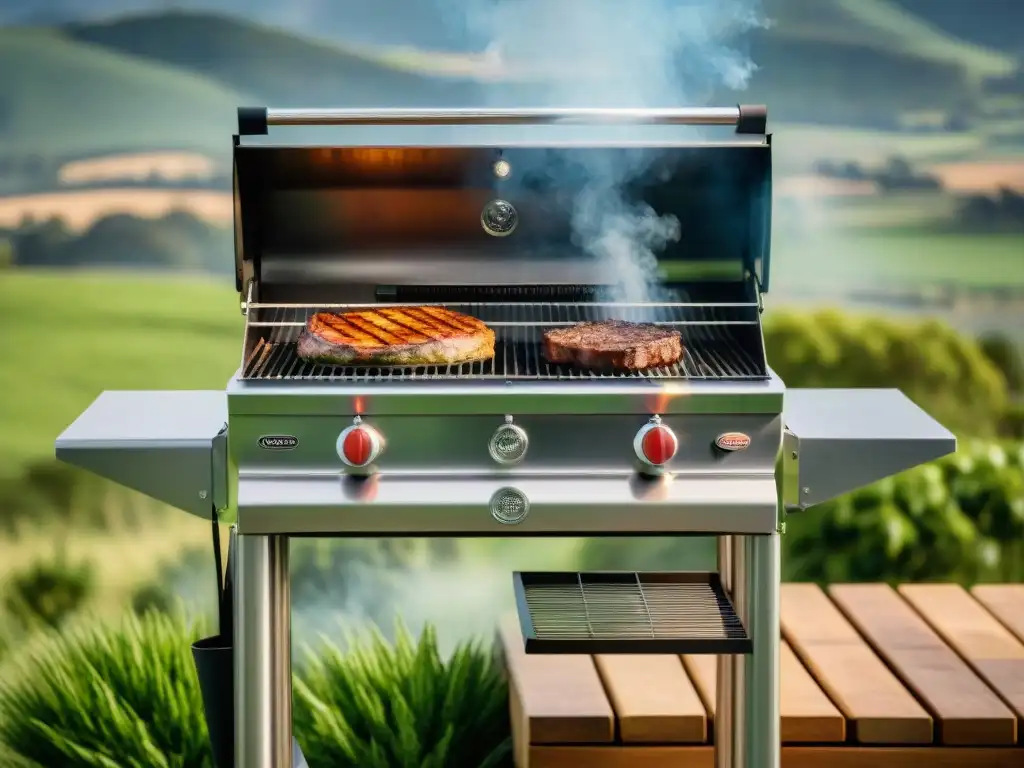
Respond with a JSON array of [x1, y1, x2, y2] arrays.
[[715, 535, 735, 768], [737, 533, 781, 768], [235, 534, 292, 768]]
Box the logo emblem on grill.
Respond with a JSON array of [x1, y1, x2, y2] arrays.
[[481, 199, 518, 237], [715, 432, 751, 452], [258, 435, 299, 450], [489, 487, 530, 525]]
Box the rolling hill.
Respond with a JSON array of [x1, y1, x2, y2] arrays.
[[62, 11, 488, 108], [0, 27, 244, 158], [2, 1, 1021, 170]]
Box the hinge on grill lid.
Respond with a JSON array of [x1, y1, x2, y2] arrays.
[[746, 270, 764, 314], [240, 279, 253, 317]]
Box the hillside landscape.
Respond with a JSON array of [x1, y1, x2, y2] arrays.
[[0, 0, 1021, 171]]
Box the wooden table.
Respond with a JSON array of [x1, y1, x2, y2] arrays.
[[499, 583, 1024, 768]]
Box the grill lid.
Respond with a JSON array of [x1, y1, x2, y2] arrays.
[[233, 106, 772, 304]]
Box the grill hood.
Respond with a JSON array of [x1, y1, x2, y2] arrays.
[[233, 108, 772, 305]]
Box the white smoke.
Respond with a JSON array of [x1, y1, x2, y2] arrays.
[[453, 0, 767, 304]]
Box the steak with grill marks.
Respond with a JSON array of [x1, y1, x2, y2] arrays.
[[543, 320, 683, 371], [296, 307, 495, 365]]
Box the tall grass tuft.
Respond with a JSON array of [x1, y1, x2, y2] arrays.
[[0, 612, 211, 768], [294, 621, 512, 768]]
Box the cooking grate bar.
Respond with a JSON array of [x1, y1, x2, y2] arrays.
[[514, 571, 751, 655], [242, 301, 767, 381]]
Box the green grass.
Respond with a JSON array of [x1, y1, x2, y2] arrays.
[[772, 230, 1024, 289], [0, 29, 245, 158], [0, 271, 240, 475]]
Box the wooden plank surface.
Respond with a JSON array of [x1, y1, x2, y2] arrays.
[[680, 642, 845, 743], [829, 583, 1017, 745], [780, 583, 933, 744], [900, 584, 1024, 727], [499, 616, 614, 745], [526, 746, 1024, 768], [973, 585, 1024, 644], [593, 655, 706, 743]]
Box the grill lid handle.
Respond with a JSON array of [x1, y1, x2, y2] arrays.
[[236, 105, 767, 135]]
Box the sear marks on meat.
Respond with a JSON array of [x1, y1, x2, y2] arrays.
[[297, 306, 495, 366], [543, 320, 683, 371]]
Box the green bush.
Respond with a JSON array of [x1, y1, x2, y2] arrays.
[[294, 622, 511, 768], [578, 441, 1024, 585], [785, 441, 1024, 583], [764, 310, 1008, 436], [0, 612, 212, 768], [4, 554, 95, 630]]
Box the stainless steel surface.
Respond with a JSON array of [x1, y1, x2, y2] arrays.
[[782, 388, 957, 510], [265, 106, 745, 127], [728, 535, 749, 768], [715, 535, 734, 768], [740, 533, 781, 768], [242, 301, 766, 382], [235, 534, 292, 768], [227, 370, 787, 417], [55, 390, 228, 518], [234, 474, 780, 535], [229, 412, 783, 474]]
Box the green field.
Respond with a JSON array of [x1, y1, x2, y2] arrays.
[[0, 271, 240, 475]]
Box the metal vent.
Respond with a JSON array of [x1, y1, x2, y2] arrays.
[[513, 571, 750, 654], [489, 418, 529, 465]]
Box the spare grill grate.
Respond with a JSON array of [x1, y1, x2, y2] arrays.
[[242, 301, 766, 382], [513, 571, 751, 655]]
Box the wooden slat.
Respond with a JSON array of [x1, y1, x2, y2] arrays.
[[973, 585, 1024, 645], [680, 643, 846, 743], [499, 616, 614, 745], [593, 655, 706, 743], [829, 584, 1017, 745], [526, 746, 1024, 768], [900, 584, 1024, 726], [781, 583, 932, 744]]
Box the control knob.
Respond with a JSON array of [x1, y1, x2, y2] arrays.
[[337, 416, 384, 468], [489, 415, 529, 465], [634, 415, 678, 469]]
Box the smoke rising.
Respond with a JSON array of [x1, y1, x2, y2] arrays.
[[455, 0, 767, 304]]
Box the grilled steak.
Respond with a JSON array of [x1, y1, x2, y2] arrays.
[[297, 306, 495, 365], [543, 320, 683, 371]]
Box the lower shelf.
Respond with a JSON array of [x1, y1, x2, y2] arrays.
[[512, 571, 751, 655]]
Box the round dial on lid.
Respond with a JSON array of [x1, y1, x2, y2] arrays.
[[634, 415, 678, 467], [337, 418, 383, 467]]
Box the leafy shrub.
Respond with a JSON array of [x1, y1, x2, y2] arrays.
[[0, 612, 212, 768], [578, 441, 1024, 585], [978, 333, 1024, 393], [3, 554, 95, 630], [763, 310, 1008, 436], [294, 622, 511, 768], [131, 582, 177, 617], [785, 441, 1024, 584]]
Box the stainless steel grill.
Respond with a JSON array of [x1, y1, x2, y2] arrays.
[[242, 301, 767, 382], [53, 104, 961, 768], [515, 571, 751, 655]]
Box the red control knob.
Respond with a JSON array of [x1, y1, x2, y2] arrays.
[[634, 416, 678, 467], [337, 418, 383, 468]]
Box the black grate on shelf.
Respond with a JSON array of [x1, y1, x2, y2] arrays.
[[513, 571, 750, 655]]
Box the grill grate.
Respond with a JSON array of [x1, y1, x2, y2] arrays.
[[242, 301, 766, 381], [513, 571, 750, 655]]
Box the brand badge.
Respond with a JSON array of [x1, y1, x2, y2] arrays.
[[258, 435, 299, 450], [715, 432, 751, 452]]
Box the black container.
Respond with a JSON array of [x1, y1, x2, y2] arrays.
[[192, 635, 235, 768]]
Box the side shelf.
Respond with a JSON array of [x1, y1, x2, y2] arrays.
[[55, 390, 228, 519], [783, 388, 956, 511]]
